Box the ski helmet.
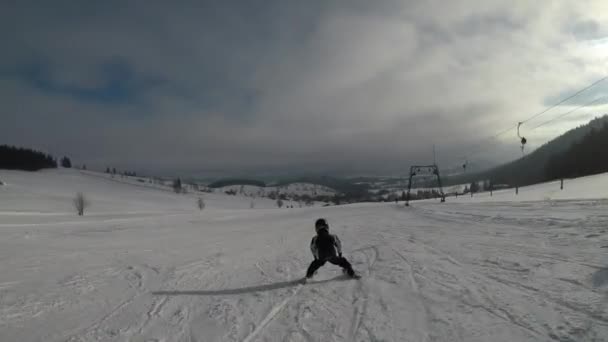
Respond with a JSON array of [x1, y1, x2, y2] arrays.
[[315, 218, 329, 233]]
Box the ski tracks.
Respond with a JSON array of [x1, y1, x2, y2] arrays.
[[241, 284, 304, 342], [402, 233, 545, 340], [63, 263, 162, 341], [245, 246, 381, 342], [347, 281, 366, 341], [346, 245, 377, 341], [390, 226, 606, 341], [389, 246, 431, 342], [136, 295, 170, 335], [128, 256, 224, 340]]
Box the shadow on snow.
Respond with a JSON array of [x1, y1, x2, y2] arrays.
[[152, 275, 350, 296], [591, 268, 608, 288]]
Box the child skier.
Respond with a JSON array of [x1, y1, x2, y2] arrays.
[[305, 218, 358, 279]]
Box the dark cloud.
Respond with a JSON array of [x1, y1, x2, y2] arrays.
[[1, 1, 607, 176], [1, 58, 166, 105], [565, 18, 607, 41]]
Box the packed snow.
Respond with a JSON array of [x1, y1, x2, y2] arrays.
[[1, 169, 607, 341]]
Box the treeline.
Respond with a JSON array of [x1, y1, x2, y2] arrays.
[[0, 145, 57, 171], [208, 179, 266, 188], [104, 167, 137, 177], [546, 121, 608, 180], [407, 189, 443, 201]]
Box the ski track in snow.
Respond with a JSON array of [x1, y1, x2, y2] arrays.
[[241, 284, 304, 342], [1, 169, 608, 341]]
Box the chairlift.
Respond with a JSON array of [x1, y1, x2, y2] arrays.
[[517, 122, 527, 154], [404, 164, 446, 206]]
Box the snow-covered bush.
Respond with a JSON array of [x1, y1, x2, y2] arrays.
[[73, 192, 89, 216], [172, 178, 182, 193], [197, 197, 205, 210]]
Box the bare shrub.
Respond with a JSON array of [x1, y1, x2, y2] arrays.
[[197, 197, 205, 210], [276, 198, 284, 208], [172, 178, 182, 193], [250, 201, 255, 209], [73, 192, 89, 216]]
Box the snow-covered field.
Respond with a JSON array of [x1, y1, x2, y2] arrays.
[[447, 172, 608, 203], [217, 183, 336, 198], [1, 169, 607, 341]]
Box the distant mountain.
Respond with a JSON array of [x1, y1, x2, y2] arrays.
[[208, 179, 266, 188], [444, 115, 608, 187], [276, 175, 369, 197], [204, 174, 370, 198]]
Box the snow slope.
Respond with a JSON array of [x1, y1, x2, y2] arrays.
[[1, 169, 607, 341], [0, 169, 291, 225], [444, 172, 608, 203]]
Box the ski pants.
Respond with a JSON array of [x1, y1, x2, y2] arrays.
[[306, 256, 354, 277]]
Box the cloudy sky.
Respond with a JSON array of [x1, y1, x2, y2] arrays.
[[2, 1, 607, 177]]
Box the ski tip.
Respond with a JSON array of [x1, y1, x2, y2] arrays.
[[347, 272, 361, 279]]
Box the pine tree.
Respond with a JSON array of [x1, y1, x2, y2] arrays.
[[0, 145, 57, 170], [61, 156, 72, 168], [173, 178, 183, 193]]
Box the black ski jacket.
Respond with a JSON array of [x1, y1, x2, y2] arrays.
[[310, 230, 342, 260]]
